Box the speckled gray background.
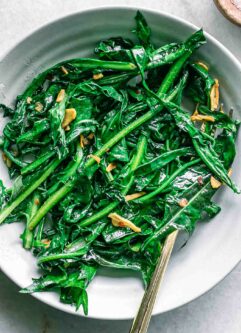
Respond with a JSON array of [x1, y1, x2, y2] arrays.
[[0, 1, 240, 332]]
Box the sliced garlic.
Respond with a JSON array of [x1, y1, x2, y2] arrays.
[[56, 89, 65, 103], [41, 239, 51, 248], [228, 168, 232, 177], [196, 61, 209, 71], [88, 154, 101, 164], [93, 73, 104, 80], [26, 96, 32, 104], [80, 134, 85, 148], [125, 192, 146, 202], [87, 133, 95, 140], [61, 108, 76, 129], [108, 213, 141, 233], [106, 163, 117, 172], [192, 106, 199, 117], [35, 102, 43, 112], [210, 169, 232, 189], [34, 198, 40, 206], [2, 153, 12, 168], [210, 176, 222, 189], [80, 134, 89, 148], [210, 79, 219, 111], [178, 198, 188, 207], [191, 114, 215, 122], [61, 66, 69, 75]]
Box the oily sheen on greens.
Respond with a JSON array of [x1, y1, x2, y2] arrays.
[[0, 12, 239, 315]]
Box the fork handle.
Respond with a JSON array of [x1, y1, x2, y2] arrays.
[[129, 230, 178, 333]]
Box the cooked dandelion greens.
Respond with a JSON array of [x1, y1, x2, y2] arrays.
[[0, 12, 239, 315]]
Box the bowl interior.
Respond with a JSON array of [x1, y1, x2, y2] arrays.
[[0, 7, 241, 319]]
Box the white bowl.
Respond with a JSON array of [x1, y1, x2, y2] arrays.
[[0, 6, 241, 320]]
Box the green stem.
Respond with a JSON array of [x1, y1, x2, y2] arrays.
[[22, 192, 41, 249], [130, 136, 147, 171], [3, 148, 27, 168], [28, 145, 83, 229], [137, 158, 200, 203], [86, 112, 153, 168], [99, 72, 135, 85], [28, 178, 76, 231], [78, 202, 118, 228], [128, 101, 148, 113], [21, 151, 55, 175], [69, 58, 136, 71], [157, 52, 192, 96], [38, 249, 87, 263], [165, 140, 170, 176], [36, 218, 45, 242], [0, 159, 61, 224]]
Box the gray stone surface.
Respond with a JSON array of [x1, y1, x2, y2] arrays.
[[0, 0, 240, 332]]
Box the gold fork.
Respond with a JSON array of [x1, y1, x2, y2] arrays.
[[129, 230, 178, 333]]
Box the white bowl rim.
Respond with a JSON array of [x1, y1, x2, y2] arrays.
[[0, 5, 241, 320]]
